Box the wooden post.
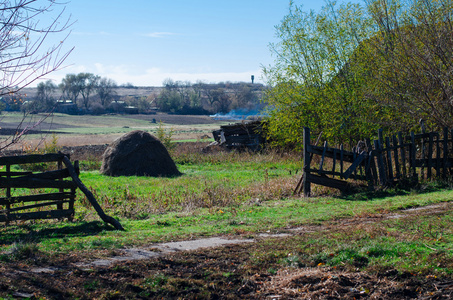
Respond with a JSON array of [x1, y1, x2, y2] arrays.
[[410, 132, 417, 180], [319, 141, 328, 172], [57, 158, 63, 210], [366, 138, 378, 184], [385, 136, 394, 181], [303, 127, 311, 197], [378, 129, 388, 181], [421, 125, 426, 180], [62, 156, 124, 230], [443, 127, 448, 179], [398, 132, 406, 178], [392, 135, 401, 179], [427, 132, 433, 179], [375, 139, 387, 186], [435, 133, 440, 178], [340, 144, 344, 178], [6, 164, 11, 225], [332, 148, 337, 178]]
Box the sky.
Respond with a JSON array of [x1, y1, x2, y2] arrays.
[[35, 0, 353, 87]]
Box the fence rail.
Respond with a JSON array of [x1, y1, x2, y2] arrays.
[[300, 126, 453, 196], [0, 153, 77, 223], [0, 153, 124, 230]]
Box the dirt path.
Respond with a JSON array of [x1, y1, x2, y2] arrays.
[[1, 202, 451, 299], [28, 201, 450, 273]]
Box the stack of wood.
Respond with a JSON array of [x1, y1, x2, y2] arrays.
[[212, 120, 265, 151]]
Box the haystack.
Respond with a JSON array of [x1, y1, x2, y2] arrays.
[[100, 130, 181, 177]]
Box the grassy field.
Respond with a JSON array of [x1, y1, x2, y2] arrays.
[[0, 112, 223, 148], [0, 113, 452, 299]]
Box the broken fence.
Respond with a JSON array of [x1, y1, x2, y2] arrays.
[[298, 127, 453, 196]]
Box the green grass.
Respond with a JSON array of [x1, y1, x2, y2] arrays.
[[0, 145, 452, 282]]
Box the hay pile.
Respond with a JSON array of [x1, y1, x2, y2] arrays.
[[100, 130, 181, 177]]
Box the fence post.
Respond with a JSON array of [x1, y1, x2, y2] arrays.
[[398, 132, 406, 178], [443, 127, 448, 179], [410, 132, 417, 180], [375, 138, 387, 185], [303, 127, 311, 197], [385, 136, 394, 182]]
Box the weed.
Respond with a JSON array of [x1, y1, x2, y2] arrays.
[[143, 274, 168, 290], [156, 121, 175, 153], [4, 241, 40, 261], [84, 280, 99, 291]]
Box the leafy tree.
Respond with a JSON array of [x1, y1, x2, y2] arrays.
[[78, 73, 99, 110], [264, 1, 374, 147], [264, 0, 453, 149], [363, 0, 453, 131], [96, 77, 117, 107], [59, 74, 81, 103], [34, 80, 57, 112]]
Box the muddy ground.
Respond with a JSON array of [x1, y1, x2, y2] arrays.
[[0, 204, 452, 299]]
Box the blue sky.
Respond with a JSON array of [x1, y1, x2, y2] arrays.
[[39, 1, 345, 87]]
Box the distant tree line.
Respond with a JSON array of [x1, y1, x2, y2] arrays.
[[1, 73, 264, 115], [157, 79, 264, 115]]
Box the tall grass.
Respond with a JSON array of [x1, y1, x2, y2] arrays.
[[75, 144, 302, 220]]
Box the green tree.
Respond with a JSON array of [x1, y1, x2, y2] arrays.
[[96, 77, 117, 107], [34, 80, 57, 112], [363, 0, 453, 131], [265, 0, 453, 149], [59, 74, 81, 103], [264, 1, 374, 147], [78, 73, 99, 110]]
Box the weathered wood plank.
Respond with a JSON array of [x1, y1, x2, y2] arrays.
[[0, 178, 77, 189], [398, 132, 406, 177], [307, 173, 349, 192], [0, 153, 68, 166], [375, 139, 387, 185], [0, 171, 33, 177], [319, 141, 328, 172], [410, 132, 417, 179], [0, 209, 74, 222], [13, 169, 70, 181], [1, 200, 72, 213], [343, 152, 367, 180], [427, 132, 433, 179], [385, 137, 394, 180], [393, 135, 401, 179], [303, 127, 311, 197], [309, 145, 356, 163], [443, 127, 448, 179], [0, 192, 74, 205]]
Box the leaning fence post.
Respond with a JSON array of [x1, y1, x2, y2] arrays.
[[62, 155, 124, 231], [303, 127, 311, 197]]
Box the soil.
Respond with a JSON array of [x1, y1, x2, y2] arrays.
[[0, 203, 452, 299], [0, 129, 452, 299]]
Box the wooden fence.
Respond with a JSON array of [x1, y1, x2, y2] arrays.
[[0, 153, 124, 230], [298, 127, 453, 196], [0, 153, 77, 223]]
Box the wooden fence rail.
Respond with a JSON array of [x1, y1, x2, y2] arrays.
[[300, 127, 453, 196], [0, 153, 124, 230]]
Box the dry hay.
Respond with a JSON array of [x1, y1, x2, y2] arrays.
[[100, 130, 181, 177], [257, 267, 447, 299]]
